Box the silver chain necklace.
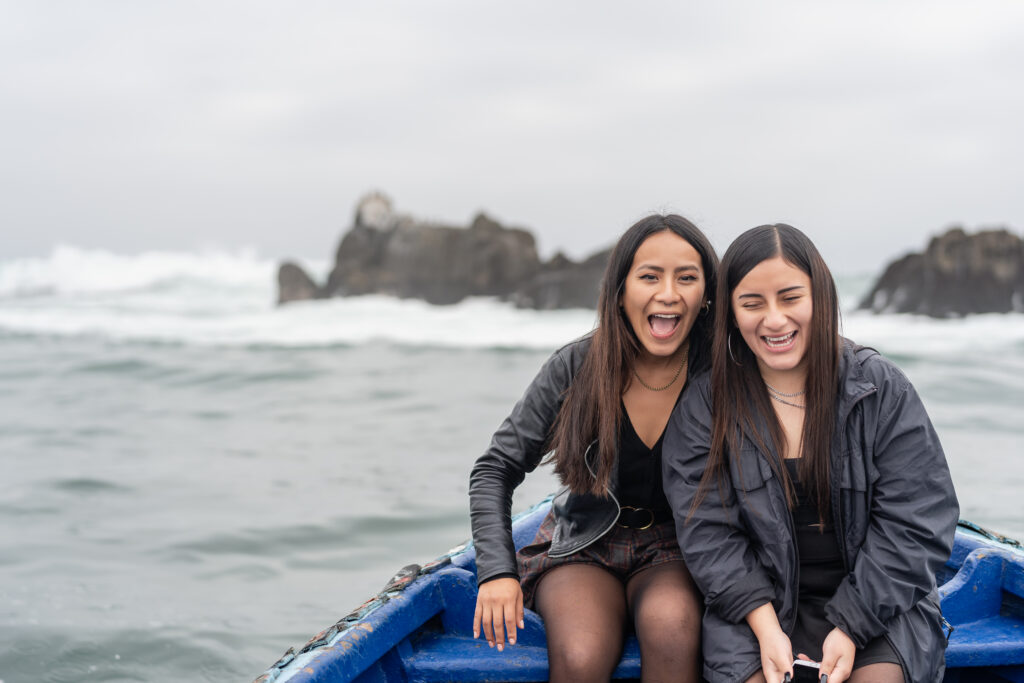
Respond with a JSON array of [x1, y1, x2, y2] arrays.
[[765, 381, 805, 409], [764, 381, 805, 397], [766, 392, 805, 409], [633, 350, 688, 392]]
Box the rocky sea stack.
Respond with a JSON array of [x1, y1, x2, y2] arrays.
[[858, 226, 1024, 317], [278, 193, 610, 309]]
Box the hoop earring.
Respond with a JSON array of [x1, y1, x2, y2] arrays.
[[727, 332, 742, 366], [701, 299, 711, 315]]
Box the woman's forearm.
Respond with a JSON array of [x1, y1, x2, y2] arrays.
[[745, 602, 783, 640]]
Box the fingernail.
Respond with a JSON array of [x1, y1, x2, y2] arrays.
[[509, 637, 516, 645], [473, 631, 478, 638], [820, 676, 828, 683], [497, 644, 503, 652], [519, 620, 525, 628], [488, 641, 494, 648]]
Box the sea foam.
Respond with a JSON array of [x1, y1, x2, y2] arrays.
[[1, 245, 1022, 354], [0, 246, 597, 349], [0, 244, 289, 297]]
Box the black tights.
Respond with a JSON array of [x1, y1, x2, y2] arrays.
[[534, 561, 702, 683]]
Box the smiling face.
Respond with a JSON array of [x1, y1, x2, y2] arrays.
[[620, 230, 706, 360], [732, 256, 813, 382]]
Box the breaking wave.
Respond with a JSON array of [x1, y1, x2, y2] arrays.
[[1, 245, 1022, 354], [0, 244, 288, 297]]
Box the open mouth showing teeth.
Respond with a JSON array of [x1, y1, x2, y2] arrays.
[[763, 331, 796, 348], [649, 314, 681, 338]]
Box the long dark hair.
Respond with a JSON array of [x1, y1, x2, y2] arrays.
[[699, 224, 839, 517], [547, 214, 718, 495]]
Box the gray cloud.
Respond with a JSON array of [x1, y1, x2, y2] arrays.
[[2, 1, 1022, 273]]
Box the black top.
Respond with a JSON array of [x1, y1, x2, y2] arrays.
[[784, 458, 845, 598], [616, 414, 672, 515]]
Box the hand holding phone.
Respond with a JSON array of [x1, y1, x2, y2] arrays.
[[785, 659, 825, 683]]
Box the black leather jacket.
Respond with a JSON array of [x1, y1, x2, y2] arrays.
[[663, 341, 959, 683], [469, 334, 629, 585]]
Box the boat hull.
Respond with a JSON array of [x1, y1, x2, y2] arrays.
[[257, 502, 1024, 683]]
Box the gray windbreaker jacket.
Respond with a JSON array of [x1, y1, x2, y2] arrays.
[[663, 341, 958, 683]]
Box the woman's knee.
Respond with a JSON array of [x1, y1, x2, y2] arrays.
[[535, 564, 627, 681], [547, 638, 621, 681], [543, 609, 623, 681]]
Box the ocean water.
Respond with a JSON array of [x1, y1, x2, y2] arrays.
[[1, 247, 1022, 682]]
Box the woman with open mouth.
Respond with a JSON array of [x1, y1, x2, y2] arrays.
[[469, 214, 718, 682], [664, 224, 958, 683]]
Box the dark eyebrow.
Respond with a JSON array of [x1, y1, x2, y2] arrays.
[[779, 285, 806, 294], [636, 264, 700, 272], [737, 293, 764, 300]]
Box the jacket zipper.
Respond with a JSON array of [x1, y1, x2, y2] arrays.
[[831, 386, 876, 580], [832, 387, 910, 673]]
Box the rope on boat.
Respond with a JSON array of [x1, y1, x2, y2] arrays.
[[253, 543, 469, 683], [956, 519, 1023, 549], [253, 498, 552, 683]]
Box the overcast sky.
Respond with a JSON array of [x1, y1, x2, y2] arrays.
[[2, 1, 1022, 273]]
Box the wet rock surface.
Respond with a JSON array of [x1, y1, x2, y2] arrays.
[[859, 227, 1024, 317], [278, 193, 609, 309], [277, 261, 324, 305], [509, 248, 612, 310]]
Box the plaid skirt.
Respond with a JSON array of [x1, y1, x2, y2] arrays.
[[517, 510, 684, 609]]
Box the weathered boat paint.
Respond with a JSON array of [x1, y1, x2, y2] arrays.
[[256, 500, 1024, 683]]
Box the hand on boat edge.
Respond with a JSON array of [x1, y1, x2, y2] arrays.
[[473, 577, 525, 652]]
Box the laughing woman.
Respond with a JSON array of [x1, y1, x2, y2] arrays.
[[469, 215, 718, 682], [663, 224, 958, 683]]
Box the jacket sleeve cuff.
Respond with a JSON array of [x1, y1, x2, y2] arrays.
[[474, 555, 519, 587], [709, 569, 776, 624], [479, 572, 519, 586], [472, 538, 520, 587], [824, 579, 887, 648]]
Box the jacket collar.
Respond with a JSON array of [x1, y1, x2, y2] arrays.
[[836, 337, 879, 421]]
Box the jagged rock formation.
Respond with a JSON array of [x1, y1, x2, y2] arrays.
[[859, 227, 1024, 317], [277, 262, 323, 305], [510, 248, 611, 310], [278, 193, 609, 309], [324, 199, 540, 305]]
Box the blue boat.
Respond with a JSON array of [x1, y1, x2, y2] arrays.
[[255, 500, 1024, 683]]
